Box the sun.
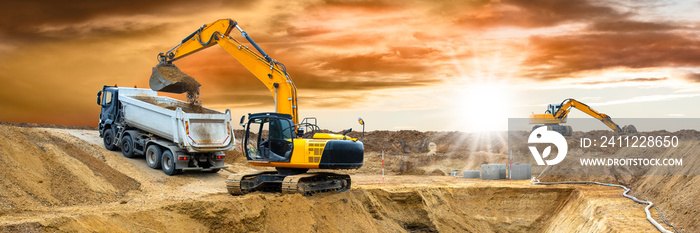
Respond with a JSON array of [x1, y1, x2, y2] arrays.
[[453, 82, 512, 132]]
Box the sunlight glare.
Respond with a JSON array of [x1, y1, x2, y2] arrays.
[[454, 82, 512, 132]]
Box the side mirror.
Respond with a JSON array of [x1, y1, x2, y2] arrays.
[[239, 115, 246, 127], [97, 91, 103, 105]]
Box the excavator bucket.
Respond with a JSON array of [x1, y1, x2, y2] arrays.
[[149, 63, 200, 94]]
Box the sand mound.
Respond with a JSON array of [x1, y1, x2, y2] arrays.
[[0, 125, 140, 211]]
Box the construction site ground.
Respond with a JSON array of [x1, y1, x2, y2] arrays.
[[0, 124, 696, 232]]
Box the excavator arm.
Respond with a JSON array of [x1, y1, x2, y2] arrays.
[[529, 98, 636, 135], [153, 19, 300, 125], [553, 99, 623, 133]]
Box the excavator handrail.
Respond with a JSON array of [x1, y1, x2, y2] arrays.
[[156, 19, 300, 126]]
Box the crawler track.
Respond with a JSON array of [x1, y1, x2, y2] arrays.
[[227, 171, 351, 196]]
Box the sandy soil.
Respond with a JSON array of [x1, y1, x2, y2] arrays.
[[0, 125, 694, 232]]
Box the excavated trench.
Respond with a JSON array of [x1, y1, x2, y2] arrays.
[[16, 186, 606, 233]]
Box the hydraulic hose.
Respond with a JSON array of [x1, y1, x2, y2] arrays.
[[531, 179, 675, 233]]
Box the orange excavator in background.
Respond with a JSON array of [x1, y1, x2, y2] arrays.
[[529, 98, 637, 136], [150, 19, 364, 195]]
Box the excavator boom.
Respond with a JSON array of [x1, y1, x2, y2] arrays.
[[151, 19, 299, 124], [553, 99, 623, 132]]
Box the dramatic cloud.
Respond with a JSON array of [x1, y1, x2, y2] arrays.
[[524, 33, 700, 80], [454, 0, 626, 29], [686, 73, 700, 83], [1, 0, 700, 129], [320, 52, 430, 74], [0, 0, 236, 43], [587, 19, 682, 32], [575, 77, 669, 85]]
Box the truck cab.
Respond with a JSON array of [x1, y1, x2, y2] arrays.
[[97, 85, 119, 138]]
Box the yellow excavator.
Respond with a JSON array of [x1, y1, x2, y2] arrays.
[[150, 19, 364, 195], [529, 98, 637, 136]]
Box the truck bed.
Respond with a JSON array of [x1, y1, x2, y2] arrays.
[[117, 88, 234, 153]]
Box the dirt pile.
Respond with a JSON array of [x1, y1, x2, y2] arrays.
[[158, 65, 200, 103], [0, 121, 95, 130], [131, 96, 218, 114], [151, 63, 203, 113], [0, 125, 140, 212]]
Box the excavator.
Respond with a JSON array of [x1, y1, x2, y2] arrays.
[[149, 19, 364, 195], [529, 98, 637, 136]]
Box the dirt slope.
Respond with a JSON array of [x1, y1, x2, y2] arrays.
[[345, 129, 698, 232], [535, 130, 700, 232], [0, 125, 139, 211]]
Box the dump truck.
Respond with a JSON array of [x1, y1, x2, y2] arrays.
[[97, 85, 233, 175]]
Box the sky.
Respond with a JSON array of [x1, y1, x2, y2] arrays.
[[1, 0, 700, 132]]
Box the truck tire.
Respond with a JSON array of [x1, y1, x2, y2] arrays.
[[121, 134, 138, 158], [103, 129, 117, 151], [161, 150, 180, 176], [146, 145, 162, 169]]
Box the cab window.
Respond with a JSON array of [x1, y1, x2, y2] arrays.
[[103, 91, 113, 106]]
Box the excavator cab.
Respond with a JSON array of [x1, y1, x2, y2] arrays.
[[546, 104, 561, 116], [243, 113, 294, 162]]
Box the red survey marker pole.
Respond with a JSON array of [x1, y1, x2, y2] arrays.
[[382, 151, 385, 183]]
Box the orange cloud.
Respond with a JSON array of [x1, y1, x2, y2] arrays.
[[1, 0, 700, 128], [524, 33, 700, 80]]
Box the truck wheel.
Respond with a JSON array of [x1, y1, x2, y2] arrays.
[[161, 150, 179, 176], [103, 129, 117, 151], [121, 134, 138, 158], [146, 145, 162, 169]]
